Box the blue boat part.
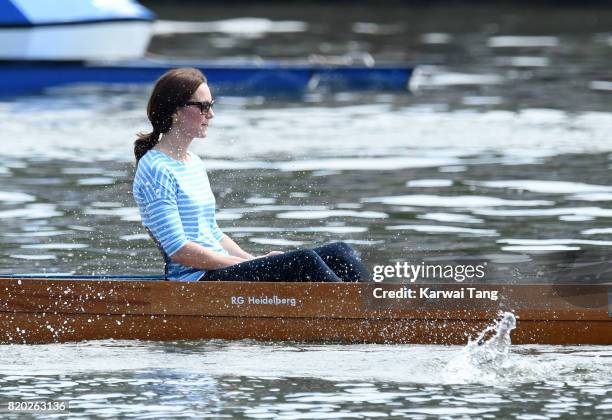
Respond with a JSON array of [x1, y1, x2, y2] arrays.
[[0, 1, 155, 60], [0, 59, 414, 96], [0, 273, 166, 281], [0, 0, 155, 27]]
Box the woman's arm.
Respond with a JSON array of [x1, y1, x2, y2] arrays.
[[219, 234, 285, 259], [138, 171, 245, 270], [171, 240, 247, 270], [219, 234, 255, 259]]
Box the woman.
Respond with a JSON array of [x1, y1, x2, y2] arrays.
[[133, 67, 370, 282]]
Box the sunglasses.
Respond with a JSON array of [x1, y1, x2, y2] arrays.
[[182, 99, 215, 114]]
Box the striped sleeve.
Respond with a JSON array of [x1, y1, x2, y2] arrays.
[[139, 168, 189, 256], [212, 219, 224, 241]]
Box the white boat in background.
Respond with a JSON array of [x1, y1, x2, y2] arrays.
[[0, 0, 155, 60], [0, 0, 414, 95]]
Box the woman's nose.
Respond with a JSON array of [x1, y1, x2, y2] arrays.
[[207, 108, 215, 119]]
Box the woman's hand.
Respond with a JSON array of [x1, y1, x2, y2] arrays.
[[223, 256, 249, 267], [250, 250, 285, 260], [265, 251, 284, 257]]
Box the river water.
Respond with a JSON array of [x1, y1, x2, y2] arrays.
[[1, 1, 611, 418], [1, 314, 611, 418]]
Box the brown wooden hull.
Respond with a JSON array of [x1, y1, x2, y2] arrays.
[[0, 278, 610, 345]]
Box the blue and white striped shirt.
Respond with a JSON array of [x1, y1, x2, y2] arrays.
[[133, 149, 228, 281]]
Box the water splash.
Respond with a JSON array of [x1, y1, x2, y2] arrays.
[[467, 312, 517, 363], [444, 312, 518, 383]]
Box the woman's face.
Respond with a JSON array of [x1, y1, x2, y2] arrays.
[[174, 83, 215, 139]]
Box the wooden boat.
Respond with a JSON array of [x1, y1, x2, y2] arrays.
[[0, 276, 610, 345]]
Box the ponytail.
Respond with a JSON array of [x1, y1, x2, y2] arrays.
[[134, 130, 161, 162]]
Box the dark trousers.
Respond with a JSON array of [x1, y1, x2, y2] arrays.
[[200, 242, 370, 282]]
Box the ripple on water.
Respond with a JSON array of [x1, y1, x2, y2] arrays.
[[215, 212, 243, 220], [276, 156, 463, 172], [568, 192, 612, 202], [83, 207, 140, 222], [9, 254, 56, 260], [417, 212, 484, 224], [560, 214, 596, 222], [0, 191, 36, 203], [471, 180, 612, 194], [77, 177, 115, 186], [496, 56, 550, 68], [364, 194, 554, 208], [462, 96, 503, 106], [276, 210, 388, 219], [222, 226, 368, 234], [4, 230, 72, 237], [249, 238, 305, 246], [420, 32, 453, 44], [498, 238, 612, 247], [0, 204, 63, 219], [473, 206, 612, 218], [502, 245, 581, 252], [61, 167, 106, 175], [487, 35, 560, 48], [245, 197, 276, 205], [153, 17, 308, 36], [582, 227, 612, 235], [21, 243, 88, 250], [120, 234, 150, 241], [90, 202, 123, 208], [409, 68, 503, 90], [591, 81, 612, 92], [406, 179, 454, 188], [386, 224, 498, 237], [222, 205, 328, 215]]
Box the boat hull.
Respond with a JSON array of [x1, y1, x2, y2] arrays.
[[0, 278, 610, 345], [0, 21, 152, 61], [0, 0, 155, 60], [0, 60, 414, 96]]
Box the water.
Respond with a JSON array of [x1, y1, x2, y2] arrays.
[[2, 93, 612, 280], [1, 1, 612, 417], [0, 314, 611, 418], [1, 2, 612, 278]]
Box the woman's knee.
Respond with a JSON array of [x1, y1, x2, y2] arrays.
[[291, 249, 324, 264], [286, 249, 333, 270], [327, 241, 359, 258]]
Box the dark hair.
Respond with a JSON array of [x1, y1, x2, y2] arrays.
[[134, 67, 207, 162]]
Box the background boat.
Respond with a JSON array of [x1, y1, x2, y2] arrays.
[[0, 0, 154, 60], [0, 0, 414, 95], [0, 58, 414, 96]]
